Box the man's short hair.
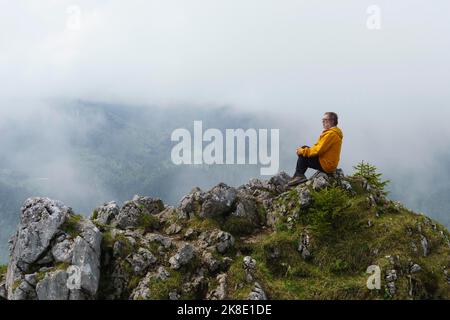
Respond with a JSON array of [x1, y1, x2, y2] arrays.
[[325, 112, 338, 126]]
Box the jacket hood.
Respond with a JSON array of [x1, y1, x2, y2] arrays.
[[327, 126, 343, 139]]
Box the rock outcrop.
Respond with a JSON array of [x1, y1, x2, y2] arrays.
[[1, 170, 450, 300], [5, 198, 102, 300]]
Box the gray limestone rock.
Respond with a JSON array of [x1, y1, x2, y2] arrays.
[[6, 197, 72, 300], [169, 243, 195, 270], [298, 232, 311, 260], [200, 183, 237, 218], [207, 273, 227, 300], [127, 248, 157, 275], [247, 282, 267, 300], [115, 195, 164, 229], [36, 270, 69, 300], [93, 201, 119, 225]]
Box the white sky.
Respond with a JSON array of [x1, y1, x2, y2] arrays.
[[1, 1, 449, 109]]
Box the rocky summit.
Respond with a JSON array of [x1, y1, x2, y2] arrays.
[[1, 169, 450, 300]]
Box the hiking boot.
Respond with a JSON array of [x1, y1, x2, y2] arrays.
[[288, 174, 308, 187]]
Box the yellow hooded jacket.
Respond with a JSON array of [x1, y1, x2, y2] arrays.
[[299, 127, 343, 173]]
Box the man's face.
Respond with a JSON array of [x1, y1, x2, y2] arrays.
[[322, 115, 332, 130]]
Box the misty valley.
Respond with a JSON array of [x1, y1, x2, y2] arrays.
[[171, 120, 280, 175]]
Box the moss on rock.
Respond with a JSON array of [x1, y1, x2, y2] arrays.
[[61, 214, 83, 238]]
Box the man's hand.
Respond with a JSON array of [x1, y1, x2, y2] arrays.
[[297, 146, 310, 156]]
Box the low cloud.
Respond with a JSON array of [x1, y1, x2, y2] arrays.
[[0, 0, 449, 223]]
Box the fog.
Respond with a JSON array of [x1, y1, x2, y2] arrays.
[[0, 0, 449, 235]]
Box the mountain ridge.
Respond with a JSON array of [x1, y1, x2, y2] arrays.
[[1, 167, 450, 300]]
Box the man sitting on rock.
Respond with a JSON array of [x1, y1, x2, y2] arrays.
[[288, 112, 343, 187]]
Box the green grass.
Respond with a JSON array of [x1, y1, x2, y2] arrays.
[[137, 212, 160, 232], [223, 179, 450, 300], [185, 215, 221, 233], [12, 279, 21, 291], [61, 214, 83, 238], [221, 216, 258, 236], [0, 265, 7, 282], [146, 270, 186, 299]]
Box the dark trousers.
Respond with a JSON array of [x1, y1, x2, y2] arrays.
[[294, 146, 324, 177]]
